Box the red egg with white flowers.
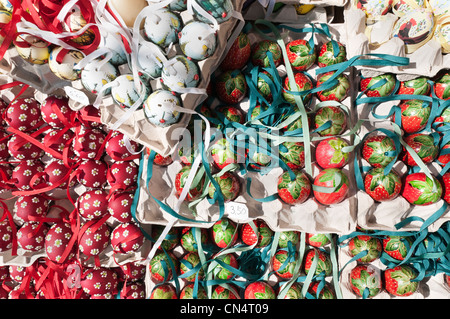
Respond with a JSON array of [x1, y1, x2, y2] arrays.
[[17, 221, 48, 252], [45, 222, 76, 263], [110, 222, 144, 254], [76, 189, 109, 220], [40, 95, 75, 128], [73, 126, 106, 160], [11, 159, 45, 191], [0, 221, 14, 252], [13, 195, 49, 224], [7, 133, 44, 160], [78, 222, 111, 258], [80, 267, 119, 296], [5, 97, 43, 132], [105, 131, 140, 161], [107, 160, 139, 190], [76, 159, 108, 188], [107, 191, 134, 223]]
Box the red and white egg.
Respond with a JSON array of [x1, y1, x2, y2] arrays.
[[17, 221, 48, 252], [40, 95, 75, 128], [107, 160, 139, 190], [41, 128, 75, 158], [7, 133, 44, 160], [110, 222, 144, 254], [44, 221, 76, 263], [76, 159, 108, 188], [76, 189, 109, 220], [116, 261, 146, 282], [107, 190, 135, 223], [0, 220, 14, 252], [73, 126, 106, 160], [80, 267, 119, 296], [78, 222, 111, 257], [11, 159, 45, 191], [13, 195, 49, 224], [4, 97, 43, 132], [119, 281, 146, 299], [43, 158, 76, 189], [105, 131, 140, 161]]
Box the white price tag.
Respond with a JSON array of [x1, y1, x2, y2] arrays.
[[64, 86, 90, 106], [225, 202, 249, 220]]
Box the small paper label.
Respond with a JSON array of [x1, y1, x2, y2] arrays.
[[64, 86, 90, 106], [225, 202, 249, 220]]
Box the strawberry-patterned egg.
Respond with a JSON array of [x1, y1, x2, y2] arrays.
[[44, 221, 76, 263], [11, 159, 45, 191], [107, 190, 135, 223], [150, 283, 177, 299], [149, 250, 179, 282], [78, 222, 111, 257], [110, 222, 144, 254], [105, 131, 140, 161], [76, 189, 109, 220], [81, 267, 119, 296], [0, 220, 14, 252], [73, 126, 106, 160], [13, 195, 49, 224], [17, 221, 48, 252], [40, 95, 75, 128], [5, 97, 43, 132], [107, 160, 139, 190], [7, 133, 44, 160], [76, 159, 108, 188]]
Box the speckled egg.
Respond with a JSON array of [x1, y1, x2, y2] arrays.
[[81, 59, 119, 94], [110, 222, 144, 254], [143, 8, 182, 48], [5, 97, 43, 132], [143, 89, 182, 127], [179, 21, 217, 61], [76, 189, 109, 220]]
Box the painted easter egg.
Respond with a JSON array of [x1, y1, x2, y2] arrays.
[[272, 249, 298, 279], [434, 72, 450, 100], [394, 99, 431, 134], [150, 283, 177, 299], [286, 39, 316, 71], [384, 265, 419, 297], [179, 283, 208, 299], [398, 76, 431, 96], [211, 138, 239, 170], [364, 167, 402, 202], [211, 218, 238, 249], [143, 8, 182, 48], [17, 221, 48, 252], [282, 72, 313, 106], [241, 219, 274, 248], [360, 73, 397, 97], [212, 253, 238, 280], [192, 0, 233, 24], [348, 235, 383, 262], [143, 89, 182, 127], [150, 225, 179, 251], [208, 172, 241, 202], [48, 47, 84, 81], [349, 264, 383, 298], [383, 235, 414, 261], [401, 133, 439, 166], [355, 0, 393, 19], [251, 40, 282, 68], [305, 233, 331, 247], [14, 34, 51, 65], [315, 137, 350, 169], [111, 74, 150, 108], [244, 281, 276, 299], [179, 21, 217, 61], [180, 227, 209, 252], [277, 170, 311, 205], [313, 168, 349, 205], [317, 41, 346, 68], [179, 252, 204, 282], [303, 248, 332, 276], [81, 59, 119, 94], [361, 134, 398, 168], [279, 142, 305, 170], [161, 55, 200, 92], [214, 70, 247, 104], [110, 222, 144, 254], [316, 72, 350, 102], [401, 172, 442, 205], [220, 32, 251, 71], [149, 250, 179, 282], [278, 230, 300, 248], [5, 97, 43, 132], [174, 166, 205, 202], [314, 105, 347, 136]]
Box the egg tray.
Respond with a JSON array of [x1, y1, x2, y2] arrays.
[[343, 5, 450, 80]]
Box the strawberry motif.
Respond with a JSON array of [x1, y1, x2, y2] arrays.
[[151, 225, 179, 251], [286, 39, 316, 71], [383, 235, 414, 261], [315, 136, 349, 169], [180, 283, 208, 299], [214, 70, 247, 104], [384, 265, 419, 297], [256, 70, 275, 102], [277, 170, 311, 205], [305, 233, 331, 247], [361, 134, 397, 168], [174, 166, 205, 202], [211, 138, 243, 170], [211, 218, 238, 248], [317, 41, 346, 67], [149, 250, 179, 282], [393, 99, 431, 134], [208, 171, 241, 202], [272, 249, 298, 279], [251, 40, 282, 68], [313, 168, 349, 205], [304, 248, 332, 276], [212, 253, 239, 280], [316, 72, 350, 102], [437, 142, 450, 166], [402, 172, 442, 205], [314, 105, 347, 136], [220, 32, 251, 71], [360, 73, 396, 97], [278, 230, 300, 248], [180, 252, 204, 282], [433, 107, 450, 130], [348, 235, 383, 262], [150, 284, 177, 299], [180, 227, 209, 252], [364, 167, 402, 202], [211, 284, 240, 299], [398, 77, 431, 96], [349, 264, 382, 298], [434, 72, 450, 100], [307, 281, 335, 299], [283, 282, 303, 299], [241, 219, 273, 248], [217, 105, 245, 124], [279, 141, 306, 170], [244, 281, 276, 299], [282, 72, 314, 106], [401, 133, 439, 166], [442, 172, 450, 204]]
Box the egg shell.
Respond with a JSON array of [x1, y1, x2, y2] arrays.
[[105, 131, 140, 161], [15, 34, 51, 65], [150, 225, 179, 251], [175, 166, 205, 202], [244, 281, 276, 299], [282, 72, 314, 106], [150, 283, 177, 299], [110, 222, 144, 254], [208, 171, 241, 203], [76, 105, 103, 129], [107, 190, 135, 223], [213, 253, 238, 280], [119, 281, 145, 299], [180, 283, 208, 299], [251, 40, 282, 68], [40, 95, 75, 128], [313, 168, 350, 205], [192, 0, 232, 23], [5, 97, 43, 132], [143, 9, 182, 48], [7, 133, 44, 160], [101, 32, 128, 66], [81, 59, 119, 94], [349, 264, 383, 298], [76, 189, 109, 220], [62, 6, 96, 46], [180, 227, 209, 252], [116, 261, 146, 282], [43, 158, 76, 189], [360, 73, 397, 97], [143, 89, 182, 127], [0, 130, 9, 160], [304, 248, 332, 276], [48, 47, 84, 81], [11, 159, 45, 191], [279, 142, 306, 170], [17, 221, 48, 252], [286, 39, 316, 71], [72, 126, 106, 160], [180, 252, 204, 282], [13, 195, 49, 224], [137, 43, 164, 80], [44, 222, 75, 263], [9, 265, 26, 282], [314, 105, 347, 136], [305, 233, 331, 247], [348, 235, 383, 262], [179, 21, 217, 61], [111, 74, 150, 108], [78, 221, 111, 257], [41, 128, 75, 158], [0, 220, 13, 252], [241, 219, 274, 248], [316, 72, 350, 102], [161, 55, 200, 92], [211, 218, 238, 249], [81, 267, 119, 296], [149, 250, 179, 282], [107, 160, 138, 190], [76, 159, 108, 188], [277, 170, 311, 205], [272, 249, 297, 279]]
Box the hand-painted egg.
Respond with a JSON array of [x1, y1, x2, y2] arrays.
[[277, 170, 311, 205], [77, 189, 109, 220], [81, 267, 119, 296], [180, 227, 209, 252], [304, 248, 332, 276], [392, 0, 426, 17], [215, 70, 248, 104], [81, 59, 119, 94], [286, 39, 316, 71], [317, 41, 347, 68], [382, 235, 414, 261], [348, 235, 383, 262], [0, 1, 12, 12], [150, 283, 178, 299], [107, 190, 135, 223], [143, 8, 182, 48], [398, 76, 431, 96], [314, 105, 347, 136], [283, 282, 303, 299], [355, 0, 393, 19], [105, 131, 140, 161], [360, 73, 397, 97], [241, 219, 273, 248], [180, 283, 208, 299], [391, 9, 435, 54], [401, 133, 438, 166], [316, 72, 350, 102], [213, 253, 238, 280], [41, 127, 75, 158], [107, 160, 139, 190], [5, 97, 43, 132], [179, 21, 217, 61], [143, 89, 182, 127], [428, 0, 450, 16], [111, 222, 144, 254], [192, 0, 233, 23], [244, 281, 276, 299], [44, 222, 75, 263], [72, 126, 106, 160], [7, 133, 44, 160], [62, 5, 96, 45], [305, 233, 331, 247], [282, 72, 314, 106], [78, 222, 111, 257], [76, 159, 108, 188], [49, 47, 84, 81], [180, 252, 204, 282], [161, 55, 200, 92], [251, 40, 282, 68], [315, 137, 350, 169], [434, 72, 450, 100], [211, 284, 240, 299], [150, 225, 180, 251], [111, 74, 150, 108], [174, 166, 205, 202], [43, 158, 76, 189], [17, 221, 48, 251], [119, 281, 145, 299], [11, 159, 45, 191], [13, 195, 49, 224], [0, 220, 13, 252], [101, 32, 128, 66], [40, 95, 75, 128], [220, 32, 251, 71], [361, 134, 397, 168], [350, 264, 383, 298], [401, 172, 442, 205], [137, 42, 164, 80], [77, 105, 103, 129], [384, 265, 418, 297], [14, 34, 51, 65], [364, 167, 402, 202], [272, 249, 297, 279], [9, 264, 27, 282], [313, 168, 350, 205], [149, 250, 179, 282], [279, 142, 306, 170], [208, 171, 241, 202], [278, 231, 300, 248], [116, 261, 146, 282], [211, 138, 239, 170], [211, 218, 238, 249]]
